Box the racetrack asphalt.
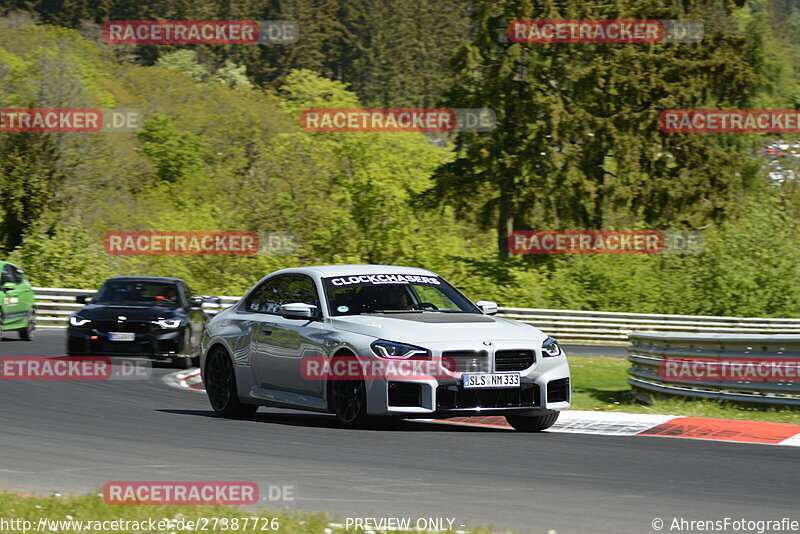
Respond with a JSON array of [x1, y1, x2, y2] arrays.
[[0, 329, 796, 533]]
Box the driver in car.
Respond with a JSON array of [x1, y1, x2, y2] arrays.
[[161, 286, 178, 303], [358, 286, 411, 312]]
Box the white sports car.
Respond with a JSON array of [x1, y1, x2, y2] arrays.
[[200, 265, 570, 431]]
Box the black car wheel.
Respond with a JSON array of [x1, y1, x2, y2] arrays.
[[172, 356, 194, 369], [204, 347, 257, 417], [172, 329, 199, 369], [505, 410, 560, 432], [19, 311, 35, 341], [329, 355, 384, 428], [331, 378, 367, 425]]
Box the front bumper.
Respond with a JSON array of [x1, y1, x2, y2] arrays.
[[361, 340, 571, 416], [66, 326, 188, 360]]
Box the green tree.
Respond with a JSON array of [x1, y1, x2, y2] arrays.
[[0, 144, 54, 251], [136, 114, 205, 183], [434, 0, 764, 258], [154, 50, 209, 82]]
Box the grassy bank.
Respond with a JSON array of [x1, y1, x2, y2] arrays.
[[568, 355, 800, 425], [0, 494, 491, 534]]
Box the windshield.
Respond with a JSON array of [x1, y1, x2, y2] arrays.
[[323, 274, 479, 316], [92, 281, 181, 306]]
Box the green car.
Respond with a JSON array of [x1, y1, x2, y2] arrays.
[[0, 261, 36, 340]]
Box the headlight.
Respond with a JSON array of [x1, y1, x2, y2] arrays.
[[155, 318, 181, 329], [542, 336, 562, 357], [370, 339, 430, 360], [69, 316, 91, 327]]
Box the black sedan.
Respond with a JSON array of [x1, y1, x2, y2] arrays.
[[67, 276, 214, 368]]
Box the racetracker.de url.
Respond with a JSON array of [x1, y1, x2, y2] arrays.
[[0, 516, 280, 532], [653, 517, 799, 533]]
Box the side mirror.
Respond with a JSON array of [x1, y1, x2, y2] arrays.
[[188, 296, 203, 307], [279, 302, 318, 320], [1, 282, 15, 291], [76, 295, 91, 304], [476, 300, 498, 315]]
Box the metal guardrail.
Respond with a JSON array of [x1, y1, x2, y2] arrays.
[[627, 332, 800, 406], [32, 287, 800, 344], [497, 308, 800, 344]]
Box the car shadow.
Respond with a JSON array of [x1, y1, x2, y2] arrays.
[[156, 409, 514, 432]]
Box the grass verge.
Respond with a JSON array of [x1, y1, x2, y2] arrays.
[[568, 355, 800, 425], [0, 494, 490, 534]]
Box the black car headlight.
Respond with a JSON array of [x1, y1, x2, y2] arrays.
[[370, 339, 430, 360], [542, 336, 562, 357], [69, 316, 91, 327]]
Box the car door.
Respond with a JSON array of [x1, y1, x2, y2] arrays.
[[244, 274, 327, 399], [1, 264, 26, 327], [13, 266, 35, 313]]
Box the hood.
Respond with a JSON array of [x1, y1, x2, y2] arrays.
[[328, 313, 547, 344], [76, 304, 183, 321]]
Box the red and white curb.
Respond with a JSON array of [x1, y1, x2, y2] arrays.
[[426, 412, 800, 447], [164, 368, 204, 391], [164, 369, 800, 448]]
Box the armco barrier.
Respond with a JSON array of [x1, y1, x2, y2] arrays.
[[31, 288, 800, 344], [496, 308, 800, 344], [628, 332, 800, 406]]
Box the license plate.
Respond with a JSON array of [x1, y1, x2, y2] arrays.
[[463, 372, 520, 389], [108, 332, 135, 342]]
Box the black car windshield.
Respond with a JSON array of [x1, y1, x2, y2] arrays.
[[92, 281, 181, 306], [322, 274, 479, 316]]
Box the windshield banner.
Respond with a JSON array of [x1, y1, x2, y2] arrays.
[[324, 274, 441, 288]]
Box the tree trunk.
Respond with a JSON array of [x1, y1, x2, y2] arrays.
[[497, 185, 514, 259]]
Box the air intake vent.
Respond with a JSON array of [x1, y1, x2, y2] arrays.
[[495, 350, 535, 371], [442, 350, 488, 373]]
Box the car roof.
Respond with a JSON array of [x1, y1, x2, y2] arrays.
[[282, 264, 439, 277], [103, 276, 184, 283]]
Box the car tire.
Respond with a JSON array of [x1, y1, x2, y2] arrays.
[[18, 311, 35, 341], [204, 347, 258, 417], [505, 410, 560, 432], [173, 354, 198, 369], [328, 355, 383, 429], [173, 329, 199, 369], [330, 377, 371, 428]]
